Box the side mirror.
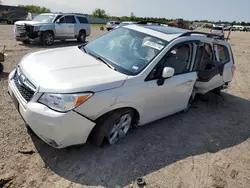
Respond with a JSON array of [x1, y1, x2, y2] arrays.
[[157, 67, 175, 86], [162, 67, 175, 78], [56, 19, 60, 24]]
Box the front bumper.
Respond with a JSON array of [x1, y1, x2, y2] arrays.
[[14, 30, 41, 41], [8, 70, 96, 148]]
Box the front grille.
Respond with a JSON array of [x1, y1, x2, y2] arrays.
[[13, 70, 35, 102], [15, 24, 26, 32]]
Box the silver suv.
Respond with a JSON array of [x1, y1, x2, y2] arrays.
[[14, 13, 91, 45]]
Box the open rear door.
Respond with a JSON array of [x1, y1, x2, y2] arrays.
[[195, 41, 235, 94], [214, 43, 235, 84], [194, 43, 224, 94]]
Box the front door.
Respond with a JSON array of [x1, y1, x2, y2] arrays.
[[55, 15, 75, 38], [143, 43, 197, 123]]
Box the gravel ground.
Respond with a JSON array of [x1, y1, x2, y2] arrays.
[[0, 25, 250, 188]]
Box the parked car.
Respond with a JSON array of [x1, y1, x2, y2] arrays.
[[0, 5, 31, 24], [14, 13, 91, 45], [114, 21, 137, 29], [106, 21, 120, 31], [210, 26, 225, 38], [8, 24, 236, 148]]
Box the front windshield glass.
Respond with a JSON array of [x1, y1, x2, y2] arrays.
[[84, 27, 168, 75], [33, 14, 55, 23]]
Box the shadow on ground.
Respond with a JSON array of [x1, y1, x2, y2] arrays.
[[18, 40, 88, 49], [0, 71, 9, 80], [31, 92, 250, 187]]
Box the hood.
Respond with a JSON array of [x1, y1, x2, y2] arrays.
[[19, 47, 128, 93], [15, 20, 44, 26]]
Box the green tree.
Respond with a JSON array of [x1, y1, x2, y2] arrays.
[[130, 12, 136, 21], [18, 5, 50, 14], [92, 8, 108, 19]]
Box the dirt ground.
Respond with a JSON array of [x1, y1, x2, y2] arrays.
[[0, 25, 250, 188]]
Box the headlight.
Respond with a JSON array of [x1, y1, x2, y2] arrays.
[[38, 93, 93, 112], [33, 26, 41, 31]]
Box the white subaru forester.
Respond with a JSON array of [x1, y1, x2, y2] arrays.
[[8, 22, 236, 148]]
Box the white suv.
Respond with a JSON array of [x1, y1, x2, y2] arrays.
[[106, 21, 120, 31], [210, 26, 225, 38], [8, 23, 236, 148]]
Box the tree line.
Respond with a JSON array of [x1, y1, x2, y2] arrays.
[[13, 5, 250, 26]]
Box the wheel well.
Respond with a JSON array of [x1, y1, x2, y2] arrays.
[[87, 107, 140, 142], [42, 30, 54, 36], [79, 29, 86, 34]]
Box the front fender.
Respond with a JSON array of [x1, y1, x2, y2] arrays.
[[39, 24, 55, 32]]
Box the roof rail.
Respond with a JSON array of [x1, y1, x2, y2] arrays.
[[179, 31, 224, 40], [136, 21, 168, 25]]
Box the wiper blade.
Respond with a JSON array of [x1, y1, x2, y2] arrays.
[[96, 56, 116, 70]]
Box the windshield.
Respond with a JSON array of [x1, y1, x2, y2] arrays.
[[212, 27, 223, 31], [84, 27, 168, 75], [33, 14, 55, 23]]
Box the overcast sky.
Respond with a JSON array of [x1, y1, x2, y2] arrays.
[[4, 0, 250, 22]]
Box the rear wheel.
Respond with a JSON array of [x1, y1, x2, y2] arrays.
[[41, 31, 54, 46], [91, 109, 134, 146], [213, 86, 222, 95], [77, 30, 86, 42]]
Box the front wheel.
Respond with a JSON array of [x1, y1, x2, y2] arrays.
[[22, 39, 30, 44], [91, 109, 134, 146], [0, 63, 3, 72], [41, 31, 54, 46]]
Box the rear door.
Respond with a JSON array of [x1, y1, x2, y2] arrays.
[[194, 42, 224, 94], [214, 42, 235, 83], [194, 41, 234, 94]]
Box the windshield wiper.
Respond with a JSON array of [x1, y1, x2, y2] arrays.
[[96, 56, 116, 70], [88, 52, 116, 70]]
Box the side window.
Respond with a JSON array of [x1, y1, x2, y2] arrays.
[[164, 44, 192, 75], [216, 44, 230, 62], [77, 16, 88, 24], [115, 22, 120, 25], [146, 43, 193, 80], [65, 16, 76, 24], [59, 17, 66, 23], [54, 15, 62, 22]]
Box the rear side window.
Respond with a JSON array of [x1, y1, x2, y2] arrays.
[[115, 22, 120, 24], [216, 44, 230, 62], [77, 16, 89, 24], [65, 16, 76, 23]]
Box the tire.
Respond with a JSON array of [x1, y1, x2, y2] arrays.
[[77, 30, 86, 42], [22, 39, 30, 44], [213, 86, 222, 95], [184, 88, 196, 112], [41, 31, 54, 46], [90, 109, 134, 146], [0, 63, 3, 72], [107, 28, 111, 31]]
